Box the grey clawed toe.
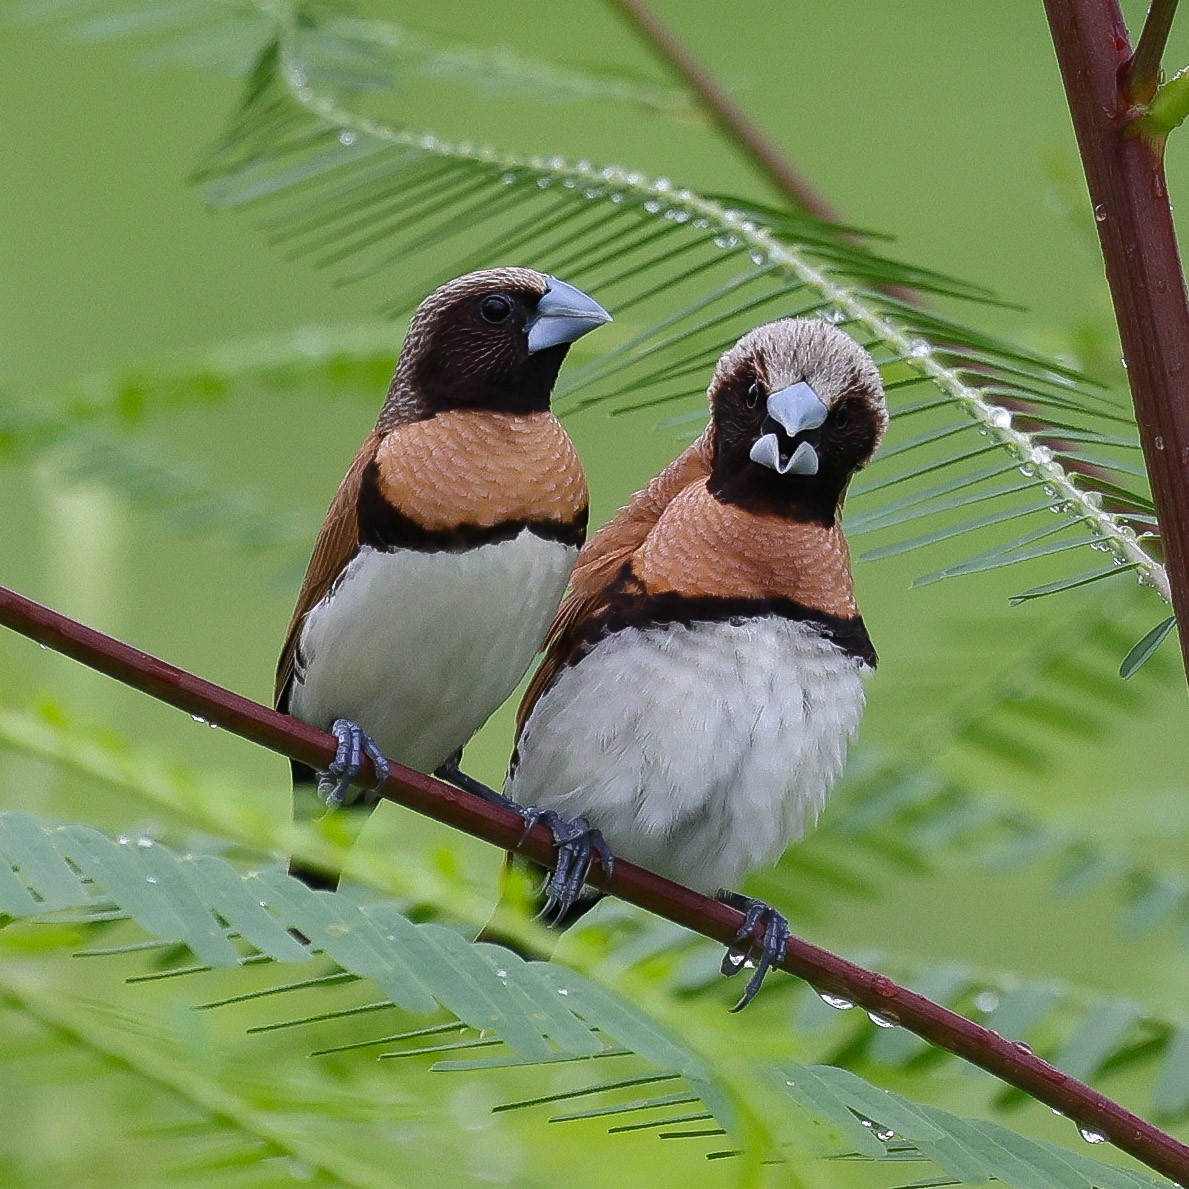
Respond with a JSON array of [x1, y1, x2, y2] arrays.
[[318, 718, 390, 808], [717, 890, 790, 1011], [519, 808, 614, 924]]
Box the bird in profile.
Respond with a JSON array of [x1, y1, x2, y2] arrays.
[[277, 267, 611, 889], [501, 317, 887, 1008]]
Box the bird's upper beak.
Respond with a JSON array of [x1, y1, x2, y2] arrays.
[[526, 277, 612, 354], [749, 381, 830, 476]]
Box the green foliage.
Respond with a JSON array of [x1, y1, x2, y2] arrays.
[[0, 810, 1172, 1187], [2, 1, 1187, 1186]]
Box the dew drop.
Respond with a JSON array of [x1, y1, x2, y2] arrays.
[[909, 339, 932, 358], [145, 875, 158, 884], [136, 837, 154, 848], [989, 406, 1013, 430], [499, 172, 517, 186], [536, 176, 552, 189], [867, 1011, 896, 1028], [190, 714, 206, 724], [643, 199, 664, 214], [495, 969, 507, 979], [973, 990, 1000, 1013], [1032, 445, 1054, 465], [1094, 203, 1107, 222], [1012, 1040, 1034, 1055], [39, 642, 49, 650], [876, 1128, 896, 1142], [713, 233, 739, 249], [1018, 465, 1036, 477], [1155, 435, 1165, 451], [1078, 1125, 1107, 1144], [337, 129, 356, 147], [557, 987, 569, 996], [1051, 1107, 1065, 1116], [749, 250, 768, 266], [816, 990, 855, 1011]]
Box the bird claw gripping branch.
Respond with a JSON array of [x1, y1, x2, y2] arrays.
[[718, 890, 791, 1011], [519, 809, 614, 923], [318, 718, 390, 808], [438, 760, 614, 923]]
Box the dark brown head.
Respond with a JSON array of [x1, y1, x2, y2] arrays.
[[382, 267, 610, 425], [705, 319, 888, 521]]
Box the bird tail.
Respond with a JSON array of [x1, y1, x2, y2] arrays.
[[288, 759, 373, 891]]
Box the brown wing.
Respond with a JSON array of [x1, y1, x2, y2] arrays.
[[515, 429, 713, 734], [274, 433, 380, 707]]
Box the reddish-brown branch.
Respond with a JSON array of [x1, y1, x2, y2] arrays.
[[1124, 0, 1180, 104], [0, 582, 1185, 1181], [1044, 0, 1189, 679], [604, 0, 841, 222]]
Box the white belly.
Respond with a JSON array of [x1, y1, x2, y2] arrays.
[[289, 531, 577, 773], [508, 618, 867, 894]]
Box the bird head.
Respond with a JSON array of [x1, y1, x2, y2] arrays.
[[389, 267, 610, 418], [706, 319, 888, 518]]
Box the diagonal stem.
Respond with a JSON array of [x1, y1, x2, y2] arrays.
[[603, 0, 841, 222], [1124, 0, 1180, 104], [0, 581, 1186, 1182]]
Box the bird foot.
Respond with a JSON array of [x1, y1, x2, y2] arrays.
[[317, 719, 390, 808], [716, 890, 790, 1012], [433, 762, 612, 924], [520, 808, 614, 925]]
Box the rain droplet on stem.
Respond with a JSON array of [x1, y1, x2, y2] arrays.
[[1094, 203, 1107, 222], [867, 1011, 896, 1028], [815, 990, 855, 1011], [1077, 1125, 1107, 1144]]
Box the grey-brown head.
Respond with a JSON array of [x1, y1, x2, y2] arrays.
[[382, 267, 611, 424], [706, 318, 888, 517]]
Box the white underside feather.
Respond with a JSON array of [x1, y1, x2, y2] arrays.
[[507, 618, 867, 894], [289, 531, 577, 773]]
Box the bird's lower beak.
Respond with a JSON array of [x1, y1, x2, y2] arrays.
[[749, 381, 830, 476], [526, 277, 612, 354]]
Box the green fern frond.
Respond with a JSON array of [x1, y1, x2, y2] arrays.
[[185, 14, 1164, 612], [0, 811, 1170, 1186], [20, 0, 700, 116], [17, 1, 1171, 626]]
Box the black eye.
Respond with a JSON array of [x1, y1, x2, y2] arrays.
[[745, 380, 761, 409], [835, 403, 851, 428], [479, 294, 513, 324]]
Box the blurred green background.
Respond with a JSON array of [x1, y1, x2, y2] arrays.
[[1, 2, 1187, 1186]]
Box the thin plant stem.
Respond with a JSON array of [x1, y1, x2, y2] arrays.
[[1124, 0, 1181, 104], [1044, 0, 1189, 679], [0, 581, 1186, 1182]]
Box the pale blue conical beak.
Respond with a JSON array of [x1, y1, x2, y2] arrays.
[[525, 277, 612, 354], [749, 381, 830, 476]]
